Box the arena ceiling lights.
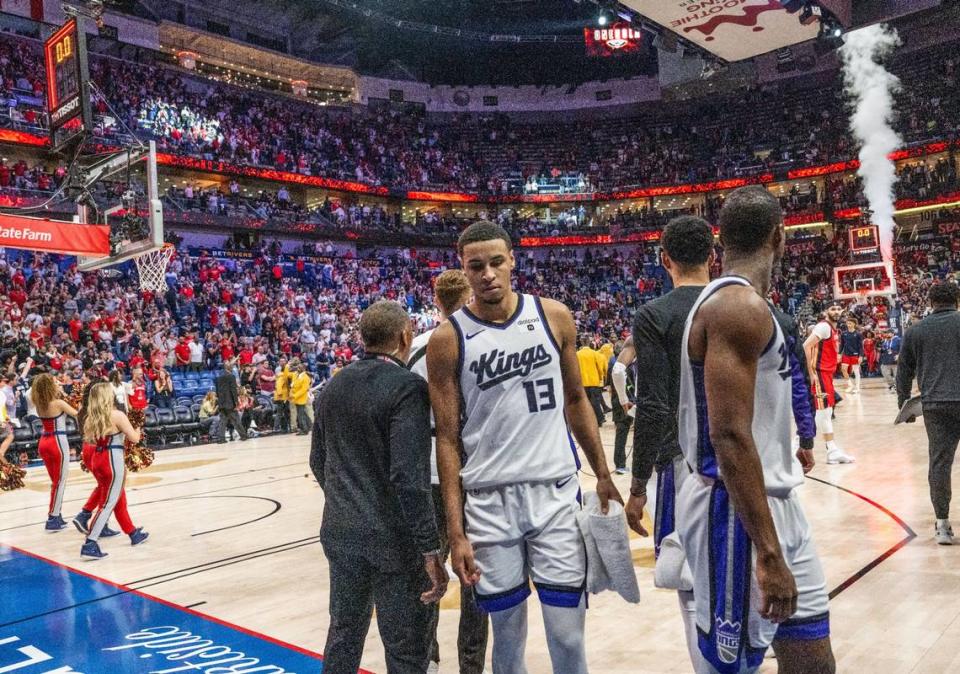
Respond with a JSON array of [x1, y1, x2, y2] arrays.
[[619, 0, 824, 62]]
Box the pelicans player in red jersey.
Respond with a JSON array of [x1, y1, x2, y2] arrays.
[[803, 304, 854, 465]]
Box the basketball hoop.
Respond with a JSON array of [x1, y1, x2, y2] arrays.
[[134, 244, 175, 292]]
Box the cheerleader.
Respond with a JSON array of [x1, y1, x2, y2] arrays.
[[80, 383, 148, 559], [71, 376, 119, 538], [31, 373, 78, 531]]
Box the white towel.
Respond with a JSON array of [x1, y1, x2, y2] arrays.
[[653, 531, 694, 592], [576, 491, 641, 603]]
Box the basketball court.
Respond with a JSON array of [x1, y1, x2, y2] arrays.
[[1, 383, 956, 673]]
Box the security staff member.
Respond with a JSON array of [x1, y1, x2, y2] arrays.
[[311, 300, 447, 672], [273, 356, 291, 434], [897, 282, 960, 545], [577, 339, 606, 425]]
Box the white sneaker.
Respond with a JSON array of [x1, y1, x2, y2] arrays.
[[426, 662, 440, 674], [935, 520, 955, 545], [826, 448, 855, 464]]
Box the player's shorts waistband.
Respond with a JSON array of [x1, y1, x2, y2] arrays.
[[462, 474, 577, 494]]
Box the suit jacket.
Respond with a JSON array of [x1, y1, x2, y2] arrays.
[[310, 354, 438, 566], [215, 371, 239, 410]]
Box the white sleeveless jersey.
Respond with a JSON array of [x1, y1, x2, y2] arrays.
[[449, 294, 576, 490], [408, 328, 439, 485], [678, 277, 802, 497]]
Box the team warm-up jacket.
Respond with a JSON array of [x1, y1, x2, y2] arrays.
[[310, 354, 439, 565]]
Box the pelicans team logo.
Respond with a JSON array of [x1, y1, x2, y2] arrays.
[[469, 345, 552, 390], [715, 617, 742, 664]]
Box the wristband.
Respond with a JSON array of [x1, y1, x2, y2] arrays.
[[799, 437, 814, 451], [423, 549, 442, 559], [629, 478, 647, 498]]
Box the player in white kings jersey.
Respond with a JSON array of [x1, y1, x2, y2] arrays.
[[677, 187, 835, 674], [428, 221, 622, 674]]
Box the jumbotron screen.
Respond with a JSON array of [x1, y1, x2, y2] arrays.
[[584, 22, 643, 57]]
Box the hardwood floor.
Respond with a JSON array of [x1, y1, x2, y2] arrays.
[[1, 383, 956, 673]]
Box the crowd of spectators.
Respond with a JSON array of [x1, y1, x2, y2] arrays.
[[0, 31, 958, 196]]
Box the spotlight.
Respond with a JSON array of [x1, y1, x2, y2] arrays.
[[598, 14, 608, 26]]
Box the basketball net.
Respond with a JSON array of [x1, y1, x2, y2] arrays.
[[134, 243, 175, 293]]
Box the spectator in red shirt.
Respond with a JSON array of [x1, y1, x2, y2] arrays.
[[174, 338, 191, 371], [220, 338, 234, 362]]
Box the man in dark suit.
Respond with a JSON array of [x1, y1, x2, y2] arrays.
[[897, 281, 960, 545], [310, 300, 446, 673], [214, 360, 247, 443]]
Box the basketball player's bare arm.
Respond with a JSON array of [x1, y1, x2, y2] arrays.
[[802, 332, 822, 379], [541, 298, 623, 514], [698, 289, 797, 624], [426, 322, 481, 587]]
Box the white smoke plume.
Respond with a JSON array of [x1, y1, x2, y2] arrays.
[[839, 24, 902, 262]]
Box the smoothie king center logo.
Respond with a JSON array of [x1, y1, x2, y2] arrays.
[[673, 0, 783, 41]]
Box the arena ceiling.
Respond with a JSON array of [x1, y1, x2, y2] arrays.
[[118, 0, 945, 86]]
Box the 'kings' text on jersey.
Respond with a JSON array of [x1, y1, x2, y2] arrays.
[[450, 294, 577, 490]]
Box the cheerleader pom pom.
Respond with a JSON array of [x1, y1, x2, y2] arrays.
[[124, 440, 155, 473], [0, 462, 26, 491]]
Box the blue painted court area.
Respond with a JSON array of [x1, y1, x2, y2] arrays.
[[0, 544, 323, 673]]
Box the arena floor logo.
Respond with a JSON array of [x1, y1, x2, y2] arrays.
[[0, 546, 326, 673]]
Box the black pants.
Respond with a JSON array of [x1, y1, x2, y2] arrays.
[[217, 408, 247, 442], [322, 544, 433, 674], [273, 400, 289, 432], [612, 404, 633, 471], [585, 387, 606, 426], [427, 486, 489, 673], [924, 406, 960, 519]]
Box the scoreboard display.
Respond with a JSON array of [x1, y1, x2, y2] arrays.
[[44, 18, 92, 151], [848, 225, 881, 258]]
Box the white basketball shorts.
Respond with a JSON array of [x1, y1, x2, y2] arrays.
[[677, 474, 830, 674], [464, 476, 585, 612]]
